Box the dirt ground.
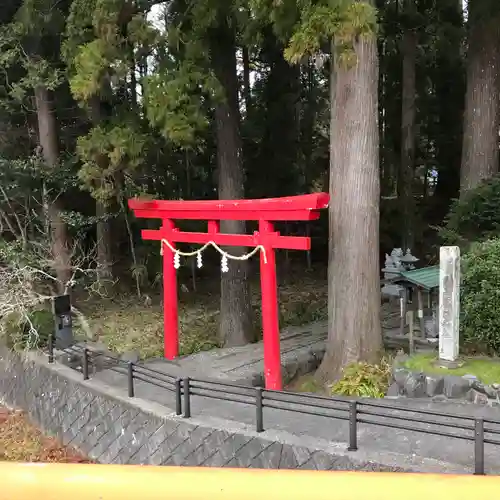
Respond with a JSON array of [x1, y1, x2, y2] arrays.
[[0, 406, 90, 462], [77, 265, 329, 359]]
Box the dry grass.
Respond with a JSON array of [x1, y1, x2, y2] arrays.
[[78, 267, 329, 360], [0, 407, 90, 462]]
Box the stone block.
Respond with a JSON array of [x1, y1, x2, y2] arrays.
[[309, 450, 337, 470], [425, 375, 444, 397], [201, 433, 253, 466], [386, 383, 400, 398], [443, 376, 471, 399], [331, 455, 359, 471], [405, 372, 427, 398], [184, 429, 232, 466], [484, 385, 498, 399], [276, 444, 301, 469], [230, 438, 273, 467], [466, 389, 489, 406], [393, 367, 410, 386], [248, 442, 283, 469]]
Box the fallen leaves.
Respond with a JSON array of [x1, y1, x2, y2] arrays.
[[0, 407, 91, 463]]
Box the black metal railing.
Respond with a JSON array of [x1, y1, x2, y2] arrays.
[[48, 338, 500, 475]]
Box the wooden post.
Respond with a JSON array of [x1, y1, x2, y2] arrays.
[[439, 246, 460, 363], [162, 220, 179, 360], [259, 220, 282, 390], [408, 310, 414, 355]]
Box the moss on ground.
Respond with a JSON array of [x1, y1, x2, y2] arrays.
[[404, 353, 500, 385]]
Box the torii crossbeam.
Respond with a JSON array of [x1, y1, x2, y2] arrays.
[[128, 193, 329, 390]]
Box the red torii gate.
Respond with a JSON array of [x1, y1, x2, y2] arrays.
[[128, 193, 329, 390]]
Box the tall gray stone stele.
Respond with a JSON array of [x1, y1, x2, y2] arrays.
[[438, 246, 460, 362]]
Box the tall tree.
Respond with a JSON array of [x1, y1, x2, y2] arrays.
[[284, 0, 382, 381], [209, 14, 255, 346], [431, 0, 464, 218], [399, 0, 417, 249], [144, 0, 256, 346], [0, 0, 73, 291], [460, 0, 500, 194]]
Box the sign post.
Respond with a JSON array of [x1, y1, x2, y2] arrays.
[[438, 246, 460, 364], [52, 294, 73, 349]]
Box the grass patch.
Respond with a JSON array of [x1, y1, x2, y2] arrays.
[[0, 408, 90, 462], [81, 298, 220, 359], [404, 353, 500, 385]]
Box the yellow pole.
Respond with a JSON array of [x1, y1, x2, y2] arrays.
[[0, 463, 499, 500]]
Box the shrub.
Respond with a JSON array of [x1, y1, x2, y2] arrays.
[[461, 238, 500, 354], [330, 359, 391, 398], [1, 308, 53, 351], [441, 175, 500, 248]]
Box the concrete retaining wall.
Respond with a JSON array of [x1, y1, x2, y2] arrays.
[[0, 346, 465, 473]]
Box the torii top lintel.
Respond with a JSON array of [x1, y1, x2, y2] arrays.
[[128, 193, 330, 222]]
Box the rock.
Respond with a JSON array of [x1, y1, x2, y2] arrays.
[[467, 389, 489, 405], [443, 375, 472, 399], [120, 351, 140, 364], [471, 380, 487, 394], [405, 372, 427, 398], [484, 384, 498, 399], [393, 367, 411, 386], [493, 383, 500, 390], [386, 383, 400, 398], [471, 380, 498, 398], [425, 375, 444, 397]]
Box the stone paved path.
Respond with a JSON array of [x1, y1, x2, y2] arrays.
[[140, 301, 427, 387], [143, 321, 328, 386]]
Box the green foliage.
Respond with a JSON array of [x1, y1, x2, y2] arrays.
[[460, 238, 500, 355], [440, 176, 500, 248], [143, 63, 216, 145], [330, 359, 391, 398], [77, 124, 147, 203], [69, 39, 112, 100], [2, 308, 53, 351], [283, 0, 377, 65]]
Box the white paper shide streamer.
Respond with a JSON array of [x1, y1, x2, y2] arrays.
[[160, 239, 267, 273]]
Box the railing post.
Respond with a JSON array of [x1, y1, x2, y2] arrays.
[[255, 387, 264, 433], [474, 418, 485, 475], [175, 378, 182, 416], [348, 401, 358, 451], [82, 348, 89, 380], [48, 333, 54, 364], [127, 362, 135, 398], [183, 377, 191, 418]]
